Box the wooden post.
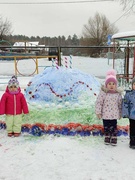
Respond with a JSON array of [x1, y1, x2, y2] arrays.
[[113, 39, 115, 69], [57, 47, 61, 66], [133, 46, 135, 78], [36, 57, 38, 74], [14, 56, 17, 76], [126, 41, 129, 82]]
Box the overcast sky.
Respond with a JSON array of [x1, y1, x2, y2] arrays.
[[0, 0, 135, 38]]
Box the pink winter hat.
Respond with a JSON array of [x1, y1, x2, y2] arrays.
[[105, 69, 117, 86]]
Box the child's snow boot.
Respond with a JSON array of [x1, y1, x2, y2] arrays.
[[14, 133, 21, 137], [129, 136, 135, 149], [8, 132, 14, 137], [111, 136, 117, 146], [104, 136, 110, 145], [129, 144, 135, 149]]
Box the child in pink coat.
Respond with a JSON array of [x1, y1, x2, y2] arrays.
[[95, 70, 122, 145], [0, 75, 29, 137]]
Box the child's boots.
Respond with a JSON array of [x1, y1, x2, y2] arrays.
[[110, 136, 117, 146], [14, 133, 21, 137], [8, 132, 14, 137], [104, 136, 110, 145], [104, 136, 117, 146], [8, 132, 21, 137], [129, 136, 135, 149]]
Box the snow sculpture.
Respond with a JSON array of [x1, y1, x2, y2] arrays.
[[25, 66, 100, 107]]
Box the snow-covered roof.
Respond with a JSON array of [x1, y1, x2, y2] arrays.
[[112, 31, 135, 41], [13, 41, 39, 47]]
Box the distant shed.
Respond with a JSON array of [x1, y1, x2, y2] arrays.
[[112, 31, 135, 81], [13, 41, 40, 53]]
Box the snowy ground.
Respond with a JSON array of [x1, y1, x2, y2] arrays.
[[0, 56, 134, 180]]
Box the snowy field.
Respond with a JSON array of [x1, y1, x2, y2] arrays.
[[0, 56, 135, 180]]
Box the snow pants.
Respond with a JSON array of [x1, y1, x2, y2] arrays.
[[6, 114, 22, 133], [129, 119, 135, 146], [103, 119, 117, 137]]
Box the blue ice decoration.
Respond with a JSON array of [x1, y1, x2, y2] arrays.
[[31, 125, 44, 136], [21, 126, 30, 133], [25, 66, 100, 105]]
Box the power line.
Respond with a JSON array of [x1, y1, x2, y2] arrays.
[[112, 4, 135, 25], [0, 0, 114, 5]]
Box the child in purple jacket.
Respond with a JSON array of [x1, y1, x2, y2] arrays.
[[122, 77, 135, 149], [95, 69, 122, 145]]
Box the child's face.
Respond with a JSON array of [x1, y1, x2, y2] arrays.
[[9, 85, 18, 92], [106, 82, 116, 91], [133, 83, 135, 90]]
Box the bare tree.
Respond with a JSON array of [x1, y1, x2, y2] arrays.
[[0, 15, 12, 41], [81, 12, 118, 57], [82, 12, 118, 46], [117, 0, 135, 12]]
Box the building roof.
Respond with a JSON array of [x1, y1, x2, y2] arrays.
[[13, 41, 39, 47], [112, 31, 135, 41]]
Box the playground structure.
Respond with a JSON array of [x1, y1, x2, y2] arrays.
[[0, 55, 72, 76], [1, 35, 135, 81], [112, 31, 135, 83]]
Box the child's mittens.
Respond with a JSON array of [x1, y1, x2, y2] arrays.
[[96, 114, 102, 119]]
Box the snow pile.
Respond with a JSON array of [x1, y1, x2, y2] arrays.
[[25, 66, 100, 108]]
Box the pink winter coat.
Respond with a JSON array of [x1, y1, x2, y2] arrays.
[[0, 87, 29, 115], [95, 86, 122, 120]]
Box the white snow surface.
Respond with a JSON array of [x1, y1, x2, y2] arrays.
[[0, 56, 134, 180], [112, 31, 135, 39]]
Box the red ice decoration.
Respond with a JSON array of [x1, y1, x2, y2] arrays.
[[65, 57, 68, 68], [27, 81, 96, 99], [27, 81, 32, 86], [0, 120, 129, 137]]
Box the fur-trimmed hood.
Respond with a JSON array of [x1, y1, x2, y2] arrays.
[[101, 85, 124, 94]]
